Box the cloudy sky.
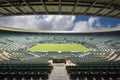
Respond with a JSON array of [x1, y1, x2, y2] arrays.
[[0, 15, 120, 31]]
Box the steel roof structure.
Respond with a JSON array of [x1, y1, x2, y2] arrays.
[[0, 0, 119, 18]]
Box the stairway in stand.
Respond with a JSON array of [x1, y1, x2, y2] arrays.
[[49, 63, 70, 80]]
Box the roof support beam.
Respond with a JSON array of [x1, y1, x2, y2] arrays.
[[84, 0, 97, 15], [71, 0, 80, 15], [0, 11, 5, 15], [40, 0, 48, 15], [0, 2, 119, 11], [5, 0, 25, 15], [23, 0, 36, 14], [3, 8, 14, 15], [94, 0, 116, 16], [59, 0, 61, 15], [103, 9, 114, 16], [113, 12, 120, 17]]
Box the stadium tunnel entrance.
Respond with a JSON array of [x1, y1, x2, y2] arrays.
[[52, 59, 66, 63], [48, 59, 76, 66]]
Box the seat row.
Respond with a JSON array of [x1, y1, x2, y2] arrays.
[[0, 62, 53, 80]]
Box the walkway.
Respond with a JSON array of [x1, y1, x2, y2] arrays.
[[49, 63, 70, 80]]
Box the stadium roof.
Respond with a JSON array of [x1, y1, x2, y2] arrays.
[[0, 25, 120, 33], [0, 0, 119, 18]]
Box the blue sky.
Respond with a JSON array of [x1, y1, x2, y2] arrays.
[[0, 15, 119, 31], [74, 16, 120, 28]]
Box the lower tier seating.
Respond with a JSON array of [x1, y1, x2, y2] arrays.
[[0, 61, 53, 80], [66, 61, 120, 80]]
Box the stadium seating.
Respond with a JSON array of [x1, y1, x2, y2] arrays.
[[0, 56, 52, 79], [66, 60, 120, 80], [0, 30, 120, 80]]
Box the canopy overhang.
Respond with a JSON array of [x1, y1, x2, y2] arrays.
[[0, 0, 119, 18]]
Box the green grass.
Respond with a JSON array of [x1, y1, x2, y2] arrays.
[[29, 44, 90, 52]]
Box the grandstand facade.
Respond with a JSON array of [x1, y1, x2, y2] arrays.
[[0, 29, 120, 80]]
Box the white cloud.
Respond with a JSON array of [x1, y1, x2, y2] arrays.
[[0, 15, 75, 31], [73, 17, 103, 31], [52, 16, 75, 30], [73, 21, 88, 31], [116, 23, 120, 27]]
